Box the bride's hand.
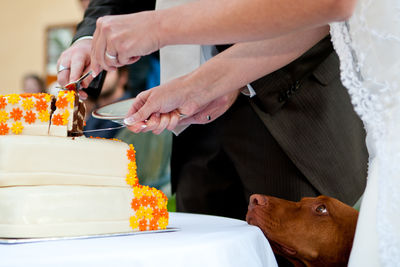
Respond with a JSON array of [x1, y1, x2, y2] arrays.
[[125, 89, 240, 134]]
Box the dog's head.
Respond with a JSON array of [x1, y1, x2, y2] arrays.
[[246, 195, 358, 267]]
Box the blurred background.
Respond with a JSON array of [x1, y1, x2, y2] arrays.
[[0, 0, 84, 93]]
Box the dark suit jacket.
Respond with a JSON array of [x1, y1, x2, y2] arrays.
[[73, 0, 155, 42], [247, 36, 367, 204], [171, 36, 368, 219]]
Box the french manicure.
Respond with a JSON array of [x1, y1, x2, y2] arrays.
[[124, 116, 135, 125]]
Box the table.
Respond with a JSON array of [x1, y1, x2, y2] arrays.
[[0, 212, 277, 267]]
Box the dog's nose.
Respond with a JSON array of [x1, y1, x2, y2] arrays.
[[249, 194, 268, 207]]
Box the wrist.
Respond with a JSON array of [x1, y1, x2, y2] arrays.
[[154, 9, 169, 49]]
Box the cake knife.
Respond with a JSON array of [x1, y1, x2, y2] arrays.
[[63, 70, 93, 91]]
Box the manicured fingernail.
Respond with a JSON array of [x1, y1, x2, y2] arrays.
[[141, 124, 147, 129], [124, 116, 135, 125], [92, 71, 98, 78]]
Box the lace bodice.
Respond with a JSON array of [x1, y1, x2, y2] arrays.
[[330, 0, 400, 265]]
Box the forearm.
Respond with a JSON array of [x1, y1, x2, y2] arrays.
[[157, 0, 355, 47], [182, 26, 330, 102]]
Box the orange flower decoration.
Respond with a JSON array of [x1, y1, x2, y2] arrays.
[[24, 110, 36, 124], [140, 195, 151, 206], [10, 108, 23, 121], [152, 208, 161, 221], [160, 209, 169, 218], [33, 93, 46, 99], [0, 123, 9, 135], [35, 98, 48, 111], [52, 113, 64, 126], [149, 218, 159, 231], [131, 198, 141, 211], [149, 196, 158, 208], [127, 148, 136, 161], [138, 218, 148, 231], [56, 96, 68, 109], [0, 96, 6, 109], [20, 93, 33, 98]]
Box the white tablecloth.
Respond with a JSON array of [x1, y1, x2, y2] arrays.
[[0, 212, 277, 267]]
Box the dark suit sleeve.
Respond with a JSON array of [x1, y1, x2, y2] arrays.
[[249, 35, 332, 115], [73, 0, 156, 42]]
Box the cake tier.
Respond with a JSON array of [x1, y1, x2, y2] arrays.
[[0, 135, 131, 187], [0, 186, 134, 237]]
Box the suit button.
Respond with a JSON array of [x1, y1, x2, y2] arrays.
[[292, 81, 300, 91]]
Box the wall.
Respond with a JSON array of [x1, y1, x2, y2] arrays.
[[0, 0, 84, 94]]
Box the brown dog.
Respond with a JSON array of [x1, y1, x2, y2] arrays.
[[246, 195, 358, 267]]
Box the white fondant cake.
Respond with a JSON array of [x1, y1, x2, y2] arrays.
[[0, 135, 130, 187], [0, 92, 168, 238], [0, 186, 134, 237]]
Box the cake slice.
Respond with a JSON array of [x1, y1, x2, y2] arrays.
[[49, 90, 86, 137]]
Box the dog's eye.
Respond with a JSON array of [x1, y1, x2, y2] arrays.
[[316, 204, 327, 214]]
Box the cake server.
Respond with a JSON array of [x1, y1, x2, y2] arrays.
[[63, 70, 93, 91], [62, 70, 107, 99]]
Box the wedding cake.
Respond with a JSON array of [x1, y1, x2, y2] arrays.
[[0, 92, 168, 238]]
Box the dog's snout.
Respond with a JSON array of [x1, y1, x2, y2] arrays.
[[250, 194, 268, 207]]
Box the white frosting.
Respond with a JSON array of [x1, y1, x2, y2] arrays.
[[0, 186, 134, 237], [0, 135, 131, 187]]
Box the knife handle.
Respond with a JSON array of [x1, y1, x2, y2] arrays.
[[82, 70, 107, 99]]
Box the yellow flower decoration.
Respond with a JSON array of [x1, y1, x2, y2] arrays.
[[144, 207, 153, 220], [38, 110, 50, 122], [62, 110, 70, 125], [133, 186, 145, 198], [129, 216, 139, 229], [144, 187, 154, 197], [128, 161, 137, 171], [157, 199, 167, 210], [11, 121, 23, 134], [158, 217, 168, 229], [65, 91, 76, 107], [44, 94, 52, 103], [7, 94, 20, 104], [126, 172, 138, 186], [22, 98, 34, 110], [136, 206, 146, 218], [0, 110, 9, 123]]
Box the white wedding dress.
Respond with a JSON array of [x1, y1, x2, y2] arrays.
[[330, 0, 400, 266]]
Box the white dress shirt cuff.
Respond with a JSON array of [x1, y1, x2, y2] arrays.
[[241, 84, 257, 98], [74, 36, 94, 43]]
